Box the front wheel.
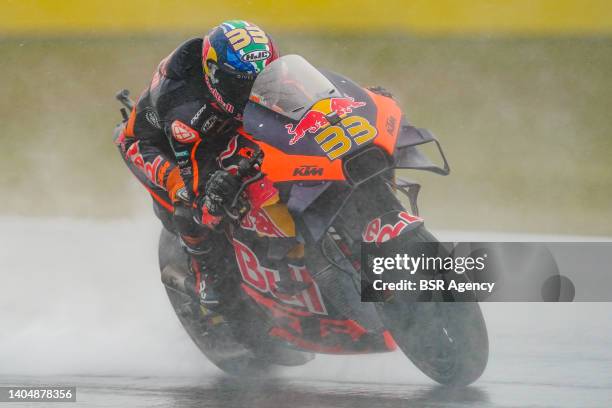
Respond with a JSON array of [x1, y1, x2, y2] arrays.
[[334, 180, 488, 385], [382, 301, 488, 385], [377, 226, 489, 385]]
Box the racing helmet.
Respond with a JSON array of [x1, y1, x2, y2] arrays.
[[202, 20, 279, 119]]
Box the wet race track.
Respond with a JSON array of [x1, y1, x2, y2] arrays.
[[1, 217, 611, 407]]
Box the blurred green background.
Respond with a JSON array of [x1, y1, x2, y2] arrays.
[[1, 34, 610, 234]]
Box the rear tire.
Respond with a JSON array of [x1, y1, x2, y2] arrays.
[[165, 285, 276, 376], [159, 228, 313, 377]]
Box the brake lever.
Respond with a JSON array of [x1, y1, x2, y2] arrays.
[[223, 171, 265, 221], [224, 150, 264, 221]]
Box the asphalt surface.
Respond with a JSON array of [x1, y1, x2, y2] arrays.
[[1, 217, 611, 407]]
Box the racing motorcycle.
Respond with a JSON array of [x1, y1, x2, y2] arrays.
[[118, 54, 488, 385]]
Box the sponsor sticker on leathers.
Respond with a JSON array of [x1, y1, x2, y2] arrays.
[[171, 120, 199, 143], [144, 108, 162, 129]]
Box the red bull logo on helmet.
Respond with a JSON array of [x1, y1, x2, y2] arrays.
[[285, 97, 366, 145]]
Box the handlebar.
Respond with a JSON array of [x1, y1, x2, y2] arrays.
[[115, 89, 135, 121], [115, 89, 135, 111], [224, 150, 265, 221]]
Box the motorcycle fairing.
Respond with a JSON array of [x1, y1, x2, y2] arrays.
[[228, 56, 451, 350], [230, 222, 395, 354], [293, 181, 354, 244], [242, 284, 395, 354], [245, 69, 382, 155], [225, 132, 383, 346], [240, 203, 296, 239], [243, 103, 326, 156], [239, 129, 346, 182], [393, 125, 451, 175], [234, 55, 449, 238], [286, 182, 332, 214], [323, 70, 403, 155], [243, 71, 402, 181]]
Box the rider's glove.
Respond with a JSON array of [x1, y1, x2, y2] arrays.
[[199, 170, 242, 218]]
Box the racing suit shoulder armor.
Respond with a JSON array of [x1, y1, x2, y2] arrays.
[[163, 38, 203, 80], [148, 38, 206, 114]]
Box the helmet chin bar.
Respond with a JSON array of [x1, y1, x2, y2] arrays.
[[205, 60, 255, 118], [204, 73, 236, 115]]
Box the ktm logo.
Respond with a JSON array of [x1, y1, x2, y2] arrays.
[[293, 165, 323, 176]]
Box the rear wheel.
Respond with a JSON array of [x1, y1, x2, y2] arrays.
[[165, 284, 275, 376], [159, 228, 313, 377]]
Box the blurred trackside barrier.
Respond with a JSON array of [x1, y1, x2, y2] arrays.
[[2, 0, 612, 35]]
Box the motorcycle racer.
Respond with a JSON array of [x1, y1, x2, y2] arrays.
[[114, 20, 279, 306]]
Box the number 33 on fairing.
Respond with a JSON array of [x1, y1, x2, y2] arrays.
[[316, 115, 377, 160]]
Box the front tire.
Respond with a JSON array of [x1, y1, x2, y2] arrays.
[[335, 179, 488, 384], [377, 226, 489, 385]]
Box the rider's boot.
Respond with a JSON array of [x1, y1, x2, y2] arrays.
[[171, 205, 224, 312], [188, 255, 220, 308], [179, 231, 222, 310]]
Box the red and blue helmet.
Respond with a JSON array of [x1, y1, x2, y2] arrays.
[[202, 20, 279, 118]]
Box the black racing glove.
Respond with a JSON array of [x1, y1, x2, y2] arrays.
[[200, 170, 242, 217]]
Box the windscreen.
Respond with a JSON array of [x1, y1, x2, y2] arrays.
[[249, 54, 340, 120]]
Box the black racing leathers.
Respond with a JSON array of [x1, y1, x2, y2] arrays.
[[115, 38, 240, 226]]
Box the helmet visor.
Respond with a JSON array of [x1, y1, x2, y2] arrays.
[[214, 65, 256, 112]]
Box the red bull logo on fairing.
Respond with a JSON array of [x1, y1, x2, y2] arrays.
[[285, 97, 366, 145]]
